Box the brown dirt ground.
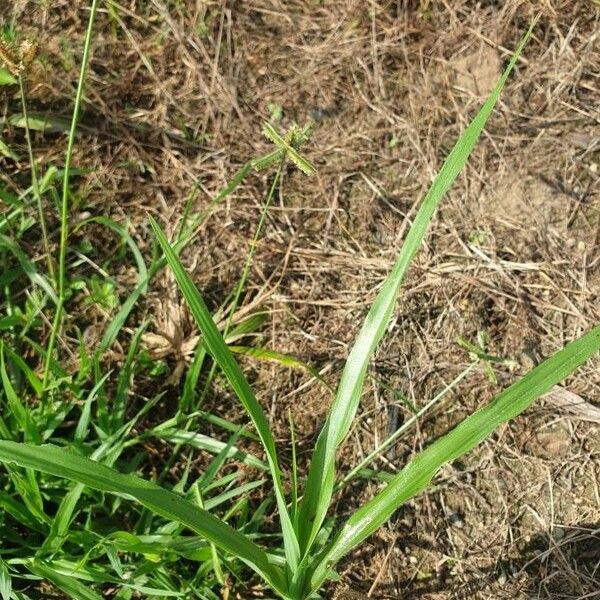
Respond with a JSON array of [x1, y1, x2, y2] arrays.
[[2, 0, 600, 598]]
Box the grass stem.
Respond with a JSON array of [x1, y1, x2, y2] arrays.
[[18, 75, 54, 283], [42, 0, 100, 394]]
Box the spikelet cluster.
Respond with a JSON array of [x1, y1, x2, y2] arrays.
[[0, 38, 38, 77]]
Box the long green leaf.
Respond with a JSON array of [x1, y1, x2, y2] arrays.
[[0, 557, 11, 600], [0, 489, 44, 532], [2, 465, 48, 526], [154, 429, 267, 471], [203, 479, 266, 512], [27, 561, 104, 600], [3, 345, 43, 396], [0, 442, 286, 594], [111, 322, 146, 431], [99, 273, 147, 352], [198, 427, 247, 489], [9, 113, 71, 133], [229, 345, 331, 390], [306, 323, 600, 594], [296, 23, 536, 555], [0, 344, 41, 443], [150, 217, 301, 570], [0, 138, 18, 161]]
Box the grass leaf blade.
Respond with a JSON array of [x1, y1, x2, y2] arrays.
[[307, 323, 600, 594], [155, 429, 267, 471], [150, 217, 301, 569], [0, 344, 41, 444], [0, 557, 11, 600], [229, 345, 331, 391], [27, 561, 104, 600], [296, 22, 536, 554]]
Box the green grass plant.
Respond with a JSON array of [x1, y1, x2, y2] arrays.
[[0, 14, 599, 600]]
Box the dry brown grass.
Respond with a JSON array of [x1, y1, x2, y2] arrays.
[[1, 0, 599, 598]]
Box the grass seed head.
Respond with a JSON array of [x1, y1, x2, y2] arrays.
[[0, 37, 38, 76], [0, 40, 20, 76], [19, 40, 39, 70]]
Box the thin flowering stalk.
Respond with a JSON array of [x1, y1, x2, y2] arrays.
[[42, 0, 100, 394]]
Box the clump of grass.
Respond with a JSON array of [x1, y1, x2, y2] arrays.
[[0, 12, 599, 600]]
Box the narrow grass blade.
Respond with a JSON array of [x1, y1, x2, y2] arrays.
[[3, 346, 43, 396], [198, 427, 246, 488], [180, 343, 207, 413], [197, 411, 259, 441], [19, 74, 54, 284], [203, 479, 266, 512], [99, 275, 147, 352], [0, 137, 18, 161], [296, 23, 536, 554], [0, 489, 44, 532], [8, 113, 71, 133], [71, 216, 151, 354], [229, 345, 331, 391], [74, 372, 110, 442], [289, 410, 298, 527], [72, 217, 148, 353], [0, 344, 41, 443], [105, 531, 208, 560], [0, 442, 287, 595], [0, 314, 27, 331], [41, 559, 120, 585], [307, 324, 600, 594], [41, 482, 85, 554], [203, 471, 242, 493], [75, 216, 148, 356], [193, 482, 225, 585], [224, 312, 269, 343], [150, 217, 301, 569], [155, 429, 267, 472], [97, 149, 279, 354], [0, 188, 21, 207], [3, 465, 48, 525], [111, 322, 146, 430], [43, 0, 101, 395], [42, 400, 160, 554], [0, 557, 11, 600], [27, 561, 104, 600], [76, 216, 148, 283]]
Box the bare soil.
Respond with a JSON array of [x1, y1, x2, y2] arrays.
[[2, 1, 599, 598]]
